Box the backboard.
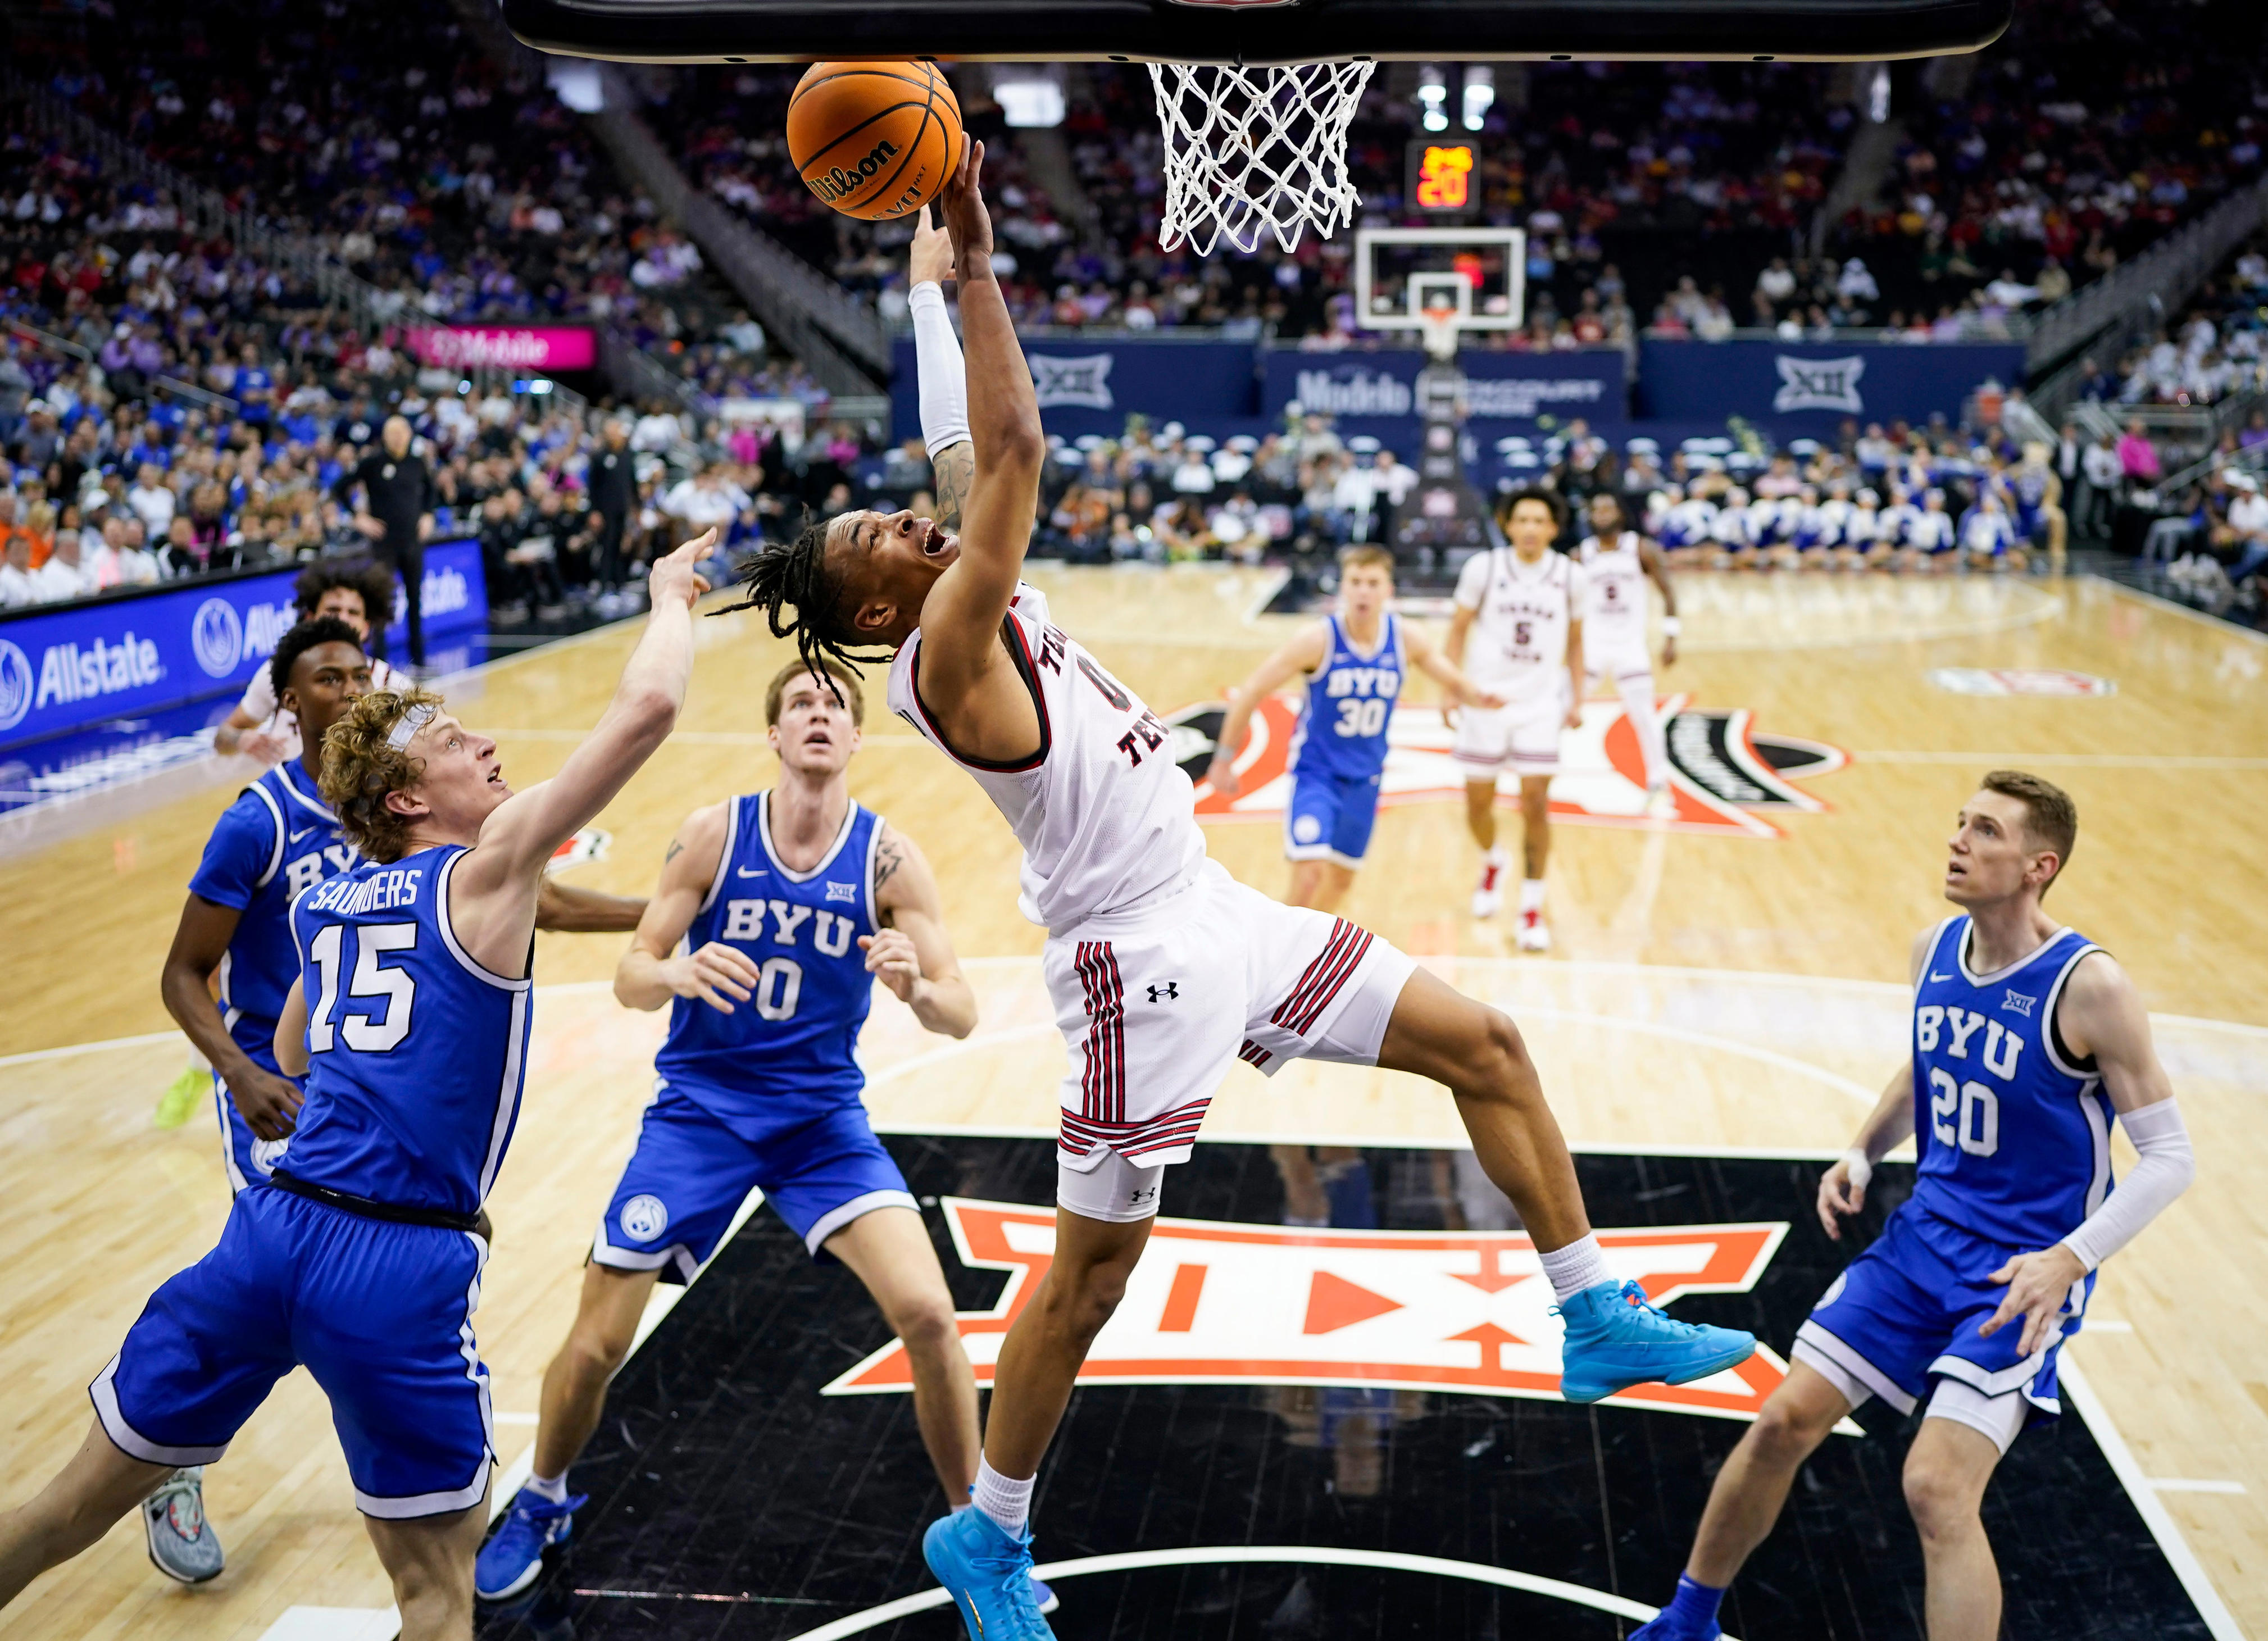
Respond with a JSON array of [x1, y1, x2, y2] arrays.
[[499, 0, 2014, 65], [1355, 228, 1525, 340]]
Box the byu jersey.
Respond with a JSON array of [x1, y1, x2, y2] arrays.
[[654, 792, 883, 1134], [284, 846, 533, 1214], [1452, 547, 1585, 707], [188, 760, 359, 1072], [1290, 613, 1403, 784], [1911, 916, 2111, 1249], [888, 580, 1206, 934]]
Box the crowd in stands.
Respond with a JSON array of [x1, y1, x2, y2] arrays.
[[14, 0, 817, 410]]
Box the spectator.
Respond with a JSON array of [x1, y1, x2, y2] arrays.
[[2117, 418, 2162, 485], [2078, 428, 2125, 538], [89, 514, 162, 589], [30, 524, 98, 602], [0, 529, 35, 606]]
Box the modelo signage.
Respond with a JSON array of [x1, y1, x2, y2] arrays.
[[0, 540, 486, 750], [1262, 349, 1627, 429], [889, 334, 1260, 442], [1636, 339, 2029, 428], [406, 326, 598, 372]]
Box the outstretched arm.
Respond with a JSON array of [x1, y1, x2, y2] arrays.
[[910, 142, 1047, 716], [1205, 622, 1329, 798], [535, 877, 649, 933], [863, 824, 976, 1039], [448, 531, 713, 973], [1405, 624, 1506, 711], [907, 204, 974, 534]]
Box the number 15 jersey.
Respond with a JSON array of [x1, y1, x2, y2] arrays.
[[653, 792, 884, 1142]]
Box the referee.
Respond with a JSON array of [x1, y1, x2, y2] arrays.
[[587, 416, 635, 607], [333, 416, 436, 669]]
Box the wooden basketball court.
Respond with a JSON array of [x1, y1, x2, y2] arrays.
[[2, 566, 2263, 1638]]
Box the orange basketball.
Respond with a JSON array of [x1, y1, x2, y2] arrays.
[[787, 60, 962, 222]]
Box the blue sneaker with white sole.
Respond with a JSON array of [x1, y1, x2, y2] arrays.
[[1031, 1575, 1058, 1615], [924, 1506, 1056, 1639], [474, 1488, 587, 1602], [1556, 1280, 1757, 1404]]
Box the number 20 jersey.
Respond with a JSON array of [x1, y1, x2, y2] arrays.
[[652, 792, 883, 1140], [1910, 914, 2112, 1249], [284, 845, 532, 1215]]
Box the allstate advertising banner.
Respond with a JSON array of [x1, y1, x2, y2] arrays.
[[890, 335, 1260, 441], [1264, 348, 1628, 430], [0, 540, 485, 751], [1636, 340, 2028, 428]]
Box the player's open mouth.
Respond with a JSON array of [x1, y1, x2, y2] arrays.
[[920, 522, 955, 560]]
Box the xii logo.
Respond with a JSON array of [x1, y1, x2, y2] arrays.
[[827, 1201, 1835, 1428]]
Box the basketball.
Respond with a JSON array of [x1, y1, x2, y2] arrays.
[[787, 60, 962, 222]]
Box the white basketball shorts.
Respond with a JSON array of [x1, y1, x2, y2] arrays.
[[1450, 684, 1569, 779], [1045, 860, 1417, 1220], [1584, 633, 1653, 686]]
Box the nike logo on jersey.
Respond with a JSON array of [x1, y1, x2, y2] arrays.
[[737, 866, 769, 878], [290, 825, 316, 842], [1929, 973, 1952, 982]]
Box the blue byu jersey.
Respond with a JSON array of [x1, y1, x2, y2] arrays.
[[1289, 614, 1405, 784], [653, 792, 883, 1140], [1910, 915, 2111, 1249], [284, 846, 533, 1213], [188, 761, 360, 1074]]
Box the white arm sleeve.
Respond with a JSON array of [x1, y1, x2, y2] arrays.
[[2057, 1099, 2194, 1272], [908, 281, 970, 461]]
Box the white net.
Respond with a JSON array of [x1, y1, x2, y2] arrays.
[[1147, 60, 1377, 257]]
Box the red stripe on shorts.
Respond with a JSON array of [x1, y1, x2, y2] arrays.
[[1272, 920, 1375, 1037]]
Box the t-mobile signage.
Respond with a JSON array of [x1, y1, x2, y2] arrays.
[[405, 326, 598, 371]]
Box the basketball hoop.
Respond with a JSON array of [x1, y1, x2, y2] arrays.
[[1148, 58, 1375, 256], [1418, 303, 1462, 362]]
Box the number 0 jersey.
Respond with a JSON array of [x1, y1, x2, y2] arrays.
[[888, 581, 1206, 934], [1911, 915, 2112, 1249], [1289, 613, 1404, 784], [652, 792, 884, 1140], [284, 846, 533, 1214]]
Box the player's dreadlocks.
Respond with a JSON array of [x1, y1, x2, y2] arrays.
[[717, 515, 895, 707]]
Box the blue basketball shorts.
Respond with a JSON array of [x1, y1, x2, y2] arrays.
[[1284, 769, 1383, 867], [591, 1085, 917, 1283], [93, 1185, 494, 1517], [1793, 1201, 2093, 1444], [212, 1052, 299, 1196]]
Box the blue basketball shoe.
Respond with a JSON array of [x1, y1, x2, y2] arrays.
[[1628, 1612, 1722, 1640], [924, 1506, 1056, 1639], [474, 1488, 587, 1602], [1556, 1280, 1757, 1404]]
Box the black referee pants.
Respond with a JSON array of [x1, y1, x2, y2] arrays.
[[381, 533, 426, 666]]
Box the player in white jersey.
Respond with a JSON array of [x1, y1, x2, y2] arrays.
[[1444, 490, 1584, 948], [726, 149, 1755, 1641], [1576, 492, 1678, 811]]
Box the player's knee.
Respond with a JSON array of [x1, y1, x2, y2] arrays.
[[1901, 1456, 1983, 1541], [1042, 1257, 1134, 1341], [1749, 1392, 1834, 1465], [892, 1294, 963, 1360], [1453, 1007, 1534, 1100], [565, 1313, 637, 1380]]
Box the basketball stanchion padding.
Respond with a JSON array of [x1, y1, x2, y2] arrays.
[[788, 60, 964, 221]]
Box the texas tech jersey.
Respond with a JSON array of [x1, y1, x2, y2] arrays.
[[1453, 547, 1586, 707], [1577, 531, 1649, 651], [887, 583, 1206, 934]]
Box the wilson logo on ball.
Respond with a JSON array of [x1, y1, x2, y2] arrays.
[[810, 138, 903, 203]]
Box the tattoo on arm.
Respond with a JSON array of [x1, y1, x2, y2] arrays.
[[933, 442, 974, 533], [874, 835, 907, 892], [665, 839, 683, 865]]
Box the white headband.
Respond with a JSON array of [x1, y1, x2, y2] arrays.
[[385, 702, 436, 752]]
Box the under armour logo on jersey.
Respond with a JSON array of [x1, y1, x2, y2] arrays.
[[2001, 990, 2037, 1017], [1147, 983, 1180, 1003]]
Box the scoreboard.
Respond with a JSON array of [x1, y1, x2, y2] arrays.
[[1407, 140, 1478, 216]]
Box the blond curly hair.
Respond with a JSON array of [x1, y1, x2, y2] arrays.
[[320, 687, 446, 863]]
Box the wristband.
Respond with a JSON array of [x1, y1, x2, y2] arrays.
[[1840, 1148, 1872, 1191], [1660, 617, 1682, 636]]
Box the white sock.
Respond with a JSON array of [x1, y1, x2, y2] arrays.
[[1519, 878, 1547, 914], [524, 1471, 569, 1504], [1540, 1233, 1612, 1299], [972, 1457, 1034, 1537]]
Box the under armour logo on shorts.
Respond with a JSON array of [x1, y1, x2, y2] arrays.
[[1147, 983, 1180, 1003]]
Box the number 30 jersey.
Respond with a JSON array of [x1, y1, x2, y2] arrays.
[[1910, 915, 2112, 1249], [1289, 613, 1404, 785], [1453, 547, 1587, 709], [889, 581, 1207, 935], [653, 792, 883, 1140], [285, 846, 533, 1215]]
